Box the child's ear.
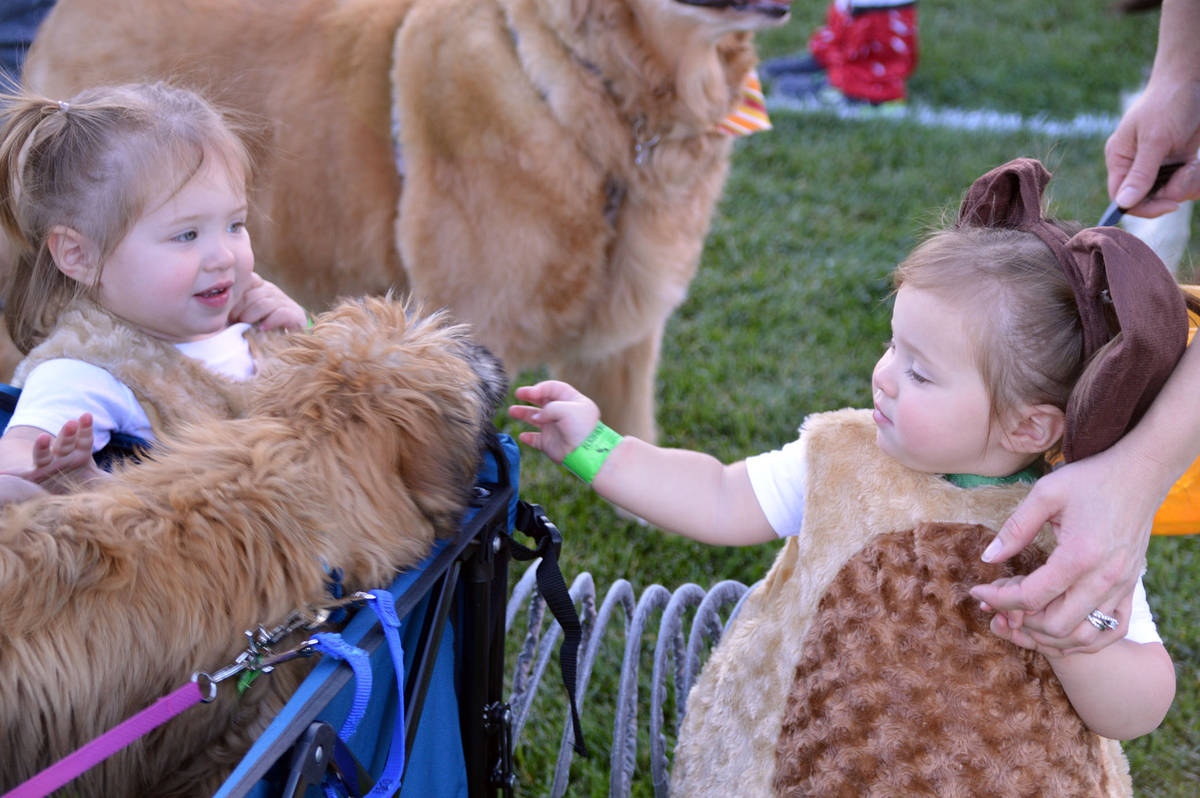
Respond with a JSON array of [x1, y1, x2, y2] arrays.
[[46, 226, 99, 285], [1003, 403, 1065, 454]]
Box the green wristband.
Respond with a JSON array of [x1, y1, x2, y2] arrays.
[[562, 422, 623, 483]]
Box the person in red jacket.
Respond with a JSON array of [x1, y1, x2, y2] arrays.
[[763, 0, 918, 110]]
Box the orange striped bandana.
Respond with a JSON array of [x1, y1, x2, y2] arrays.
[[717, 70, 772, 137]]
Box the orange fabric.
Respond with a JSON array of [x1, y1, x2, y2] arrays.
[[717, 71, 772, 137], [1153, 291, 1200, 534]]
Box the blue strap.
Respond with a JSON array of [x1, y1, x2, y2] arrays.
[[362, 590, 407, 798], [310, 634, 372, 741], [311, 594, 408, 798]]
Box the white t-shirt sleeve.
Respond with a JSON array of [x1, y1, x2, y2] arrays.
[[741, 431, 1161, 645], [1124, 576, 1160, 644], [745, 436, 808, 537], [5, 359, 153, 451]]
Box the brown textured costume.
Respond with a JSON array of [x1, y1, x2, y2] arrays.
[[669, 409, 1131, 797]]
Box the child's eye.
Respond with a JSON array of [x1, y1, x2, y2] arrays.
[[173, 230, 198, 242], [906, 367, 930, 385], [882, 339, 895, 351], [229, 221, 246, 234]]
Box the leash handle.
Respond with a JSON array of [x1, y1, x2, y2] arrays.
[[1, 680, 208, 798], [1098, 161, 1186, 226]]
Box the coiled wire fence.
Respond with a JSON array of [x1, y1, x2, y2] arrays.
[[505, 561, 760, 797]]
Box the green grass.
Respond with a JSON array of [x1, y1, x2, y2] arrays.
[[499, 2, 1199, 795]]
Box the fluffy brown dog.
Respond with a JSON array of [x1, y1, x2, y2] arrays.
[[0, 296, 507, 797], [17, 0, 789, 443]]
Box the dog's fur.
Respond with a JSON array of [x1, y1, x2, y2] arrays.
[[15, 0, 789, 442], [0, 296, 507, 797]]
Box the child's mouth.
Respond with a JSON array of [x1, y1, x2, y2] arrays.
[[873, 404, 891, 427], [195, 283, 232, 306]]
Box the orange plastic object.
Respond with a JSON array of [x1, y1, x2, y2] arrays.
[[1152, 289, 1200, 535]]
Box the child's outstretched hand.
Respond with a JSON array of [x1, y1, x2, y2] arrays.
[[232, 273, 307, 331], [508, 381, 602, 463], [24, 413, 106, 493]]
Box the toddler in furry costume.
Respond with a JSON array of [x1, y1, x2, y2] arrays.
[[0, 82, 306, 499], [510, 158, 1188, 795]]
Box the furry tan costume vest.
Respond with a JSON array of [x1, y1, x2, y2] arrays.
[[670, 408, 1131, 797], [11, 299, 256, 438]]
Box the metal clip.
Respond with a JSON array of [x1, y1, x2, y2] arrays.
[[193, 592, 375, 696], [256, 638, 319, 673], [250, 592, 374, 653], [204, 648, 257, 685], [191, 672, 219, 703]]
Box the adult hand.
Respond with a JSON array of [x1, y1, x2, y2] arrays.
[[1105, 55, 1200, 216], [969, 445, 1162, 652], [983, 579, 1136, 657]]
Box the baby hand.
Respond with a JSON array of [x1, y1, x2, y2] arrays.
[[24, 413, 106, 493], [508, 380, 602, 463], [232, 273, 307, 331]]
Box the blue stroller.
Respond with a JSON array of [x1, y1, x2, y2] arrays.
[[211, 432, 584, 798], [0, 379, 584, 798]]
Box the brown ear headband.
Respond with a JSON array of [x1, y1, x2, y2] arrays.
[[958, 157, 1187, 462]]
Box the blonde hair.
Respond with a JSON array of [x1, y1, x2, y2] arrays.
[[892, 220, 1089, 427], [0, 82, 252, 353]]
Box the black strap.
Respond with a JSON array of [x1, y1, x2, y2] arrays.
[[510, 501, 587, 756]]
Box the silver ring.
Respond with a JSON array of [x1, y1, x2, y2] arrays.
[[191, 672, 218, 703], [1086, 609, 1119, 631]]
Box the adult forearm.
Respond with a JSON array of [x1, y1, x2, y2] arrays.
[[1115, 338, 1200, 497], [1151, 0, 1200, 84]]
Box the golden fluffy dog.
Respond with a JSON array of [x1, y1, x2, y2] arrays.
[[18, 0, 790, 443], [0, 296, 507, 797]]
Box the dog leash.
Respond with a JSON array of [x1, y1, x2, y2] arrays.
[[2, 590, 396, 798], [1, 678, 214, 798]]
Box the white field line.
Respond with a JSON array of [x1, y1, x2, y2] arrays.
[[766, 93, 1122, 139]]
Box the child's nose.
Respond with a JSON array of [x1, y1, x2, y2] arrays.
[[872, 356, 897, 396], [204, 242, 237, 270]]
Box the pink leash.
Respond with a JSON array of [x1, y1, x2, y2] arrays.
[[2, 678, 212, 798]]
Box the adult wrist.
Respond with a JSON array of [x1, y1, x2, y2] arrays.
[[562, 421, 622, 483]]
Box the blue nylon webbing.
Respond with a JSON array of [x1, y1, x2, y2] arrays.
[[360, 590, 407, 797], [310, 634, 372, 740]]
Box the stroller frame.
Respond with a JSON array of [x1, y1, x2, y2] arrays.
[[215, 432, 522, 798]]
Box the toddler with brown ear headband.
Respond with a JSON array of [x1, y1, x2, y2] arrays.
[[956, 156, 1189, 462]]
